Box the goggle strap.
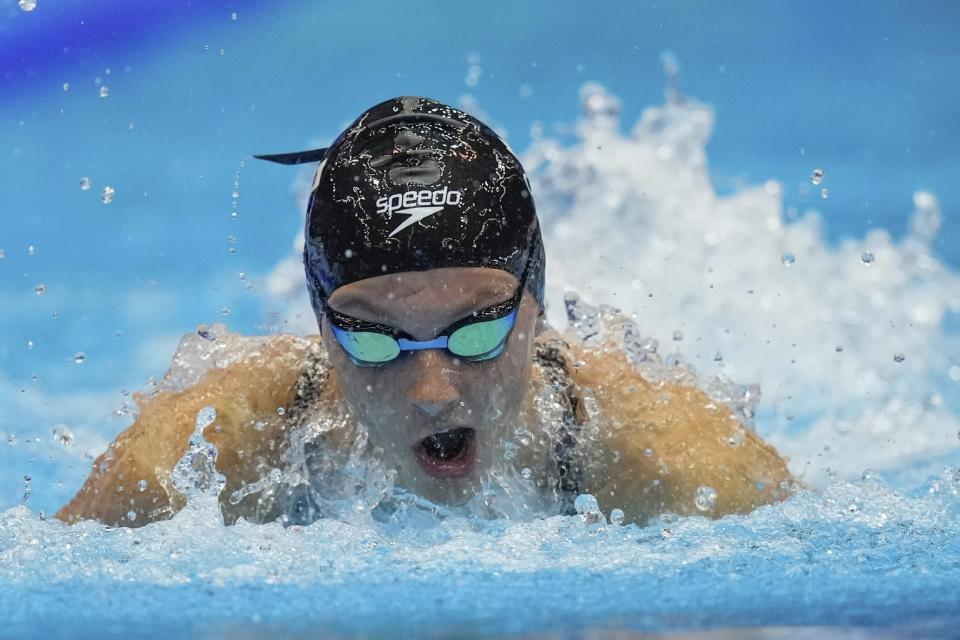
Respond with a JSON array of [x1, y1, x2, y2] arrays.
[[254, 147, 329, 165]]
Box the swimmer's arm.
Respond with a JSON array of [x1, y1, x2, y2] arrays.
[[572, 348, 794, 523], [54, 334, 317, 528]]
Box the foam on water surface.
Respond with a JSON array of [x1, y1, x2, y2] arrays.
[[1, 469, 959, 637], [4, 84, 960, 637]]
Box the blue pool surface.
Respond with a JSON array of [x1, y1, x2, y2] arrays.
[[1, 1, 959, 637]]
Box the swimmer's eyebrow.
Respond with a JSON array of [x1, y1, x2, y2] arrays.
[[330, 285, 514, 328], [328, 296, 391, 323]]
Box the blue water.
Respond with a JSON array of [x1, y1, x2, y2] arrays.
[[2, 473, 959, 638], [2, 1, 960, 637]]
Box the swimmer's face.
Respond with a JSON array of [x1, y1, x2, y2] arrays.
[[323, 266, 538, 504]]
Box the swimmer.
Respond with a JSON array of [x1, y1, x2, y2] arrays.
[[56, 96, 795, 528]]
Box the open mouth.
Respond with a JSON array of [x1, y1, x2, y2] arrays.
[[414, 427, 476, 479]]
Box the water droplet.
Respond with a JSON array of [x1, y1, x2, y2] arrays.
[[138, 479, 148, 492], [820, 188, 829, 199], [344, 248, 354, 258], [520, 467, 532, 480], [694, 485, 717, 511], [126, 510, 137, 522], [101, 186, 115, 204], [781, 252, 795, 267], [8, 434, 17, 445], [611, 450, 621, 463], [810, 168, 824, 185], [79, 176, 91, 191], [73, 352, 85, 364], [835, 345, 844, 353], [33, 284, 46, 296], [861, 251, 875, 265], [27, 245, 36, 256], [99, 85, 109, 98], [0, 249, 5, 259], [26, 340, 33, 349], [18, 0, 37, 12], [220, 307, 230, 316], [574, 493, 604, 525], [643, 448, 654, 457], [62, 82, 69, 92], [672, 330, 684, 341], [171, 407, 224, 501], [230, 11, 238, 20], [610, 508, 625, 526], [276, 407, 286, 416], [893, 352, 905, 363], [52, 425, 74, 445], [713, 352, 723, 362]]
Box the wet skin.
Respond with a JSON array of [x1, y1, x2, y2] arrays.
[[323, 266, 539, 505], [56, 271, 797, 527]]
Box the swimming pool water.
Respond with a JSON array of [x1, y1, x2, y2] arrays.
[[2, 2, 959, 637]]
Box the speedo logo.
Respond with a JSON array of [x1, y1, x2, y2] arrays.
[[376, 187, 463, 237]]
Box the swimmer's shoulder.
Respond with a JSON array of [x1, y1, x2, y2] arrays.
[[534, 327, 794, 521], [55, 331, 328, 527]]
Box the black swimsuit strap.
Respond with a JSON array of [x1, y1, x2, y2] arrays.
[[532, 339, 588, 516]]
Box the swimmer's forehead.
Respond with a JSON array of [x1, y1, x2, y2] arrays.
[[328, 266, 518, 323]]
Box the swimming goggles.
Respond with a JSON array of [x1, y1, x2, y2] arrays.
[[327, 271, 527, 367]]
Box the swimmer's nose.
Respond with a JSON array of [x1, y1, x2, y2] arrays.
[[409, 350, 460, 418]]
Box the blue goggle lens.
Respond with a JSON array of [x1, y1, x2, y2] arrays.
[[331, 328, 401, 364], [331, 309, 517, 366], [447, 313, 516, 359]]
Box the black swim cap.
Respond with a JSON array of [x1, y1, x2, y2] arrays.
[[259, 96, 545, 328]]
